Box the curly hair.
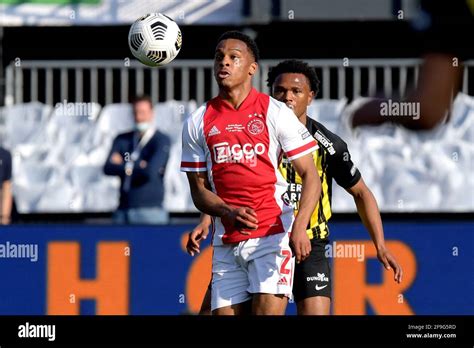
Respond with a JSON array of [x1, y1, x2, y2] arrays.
[[267, 59, 320, 96], [217, 31, 260, 62]]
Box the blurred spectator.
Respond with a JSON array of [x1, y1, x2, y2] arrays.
[[351, 0, 474, 130], [104, 95, 171, 224], [0, 147, 12, 225]]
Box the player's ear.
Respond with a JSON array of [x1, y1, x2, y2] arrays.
[[249, 61, 258, 76], [307, 90, 315, 105]]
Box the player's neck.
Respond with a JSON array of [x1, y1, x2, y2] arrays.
[[219, 83, 253, 110], [298, 113, 307, 126]]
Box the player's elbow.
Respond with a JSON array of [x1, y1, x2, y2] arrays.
[[192, 197, 208, 215], [353, 186, 376, 207], [347, 178, 370, 200]]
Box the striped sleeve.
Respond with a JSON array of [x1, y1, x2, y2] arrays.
[[276, 104, 318, 161], [181, 110, 207, 172]]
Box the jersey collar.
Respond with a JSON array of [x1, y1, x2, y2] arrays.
[[215, 88, 259, 112]]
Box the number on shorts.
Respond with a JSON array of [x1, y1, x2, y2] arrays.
[[280, 249, 292, 275]]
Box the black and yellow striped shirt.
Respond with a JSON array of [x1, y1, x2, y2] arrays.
[[279, 117, 361, 240]]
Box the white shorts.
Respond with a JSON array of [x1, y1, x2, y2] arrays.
[[211, 232, 294, 311]]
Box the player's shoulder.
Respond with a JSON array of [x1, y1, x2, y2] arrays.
[[188, 102, 208, 120], [185, 103, 208, 126], [267, 96, 296, 121], [307, 117, 348, 156], [268, 95, 289, 111]]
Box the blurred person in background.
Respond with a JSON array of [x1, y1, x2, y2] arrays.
[[350, 0, 474, 130], [0, 146, 12, 225], [104, 95, 171, 224]]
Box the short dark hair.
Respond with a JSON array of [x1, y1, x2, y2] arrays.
[[267, 59, 320, 97], [131, 95, 152, 107], [217, 31, 260, 62]]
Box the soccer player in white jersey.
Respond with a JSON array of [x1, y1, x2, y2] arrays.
[[181, 31, 321, 315]]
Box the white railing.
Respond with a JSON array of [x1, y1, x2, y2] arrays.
[[5, 59, 474, 106]]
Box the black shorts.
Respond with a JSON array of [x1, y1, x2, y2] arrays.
[[293, 238, 331, 302]]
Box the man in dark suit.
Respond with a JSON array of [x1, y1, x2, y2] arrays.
[[104, 95, 171, 224]]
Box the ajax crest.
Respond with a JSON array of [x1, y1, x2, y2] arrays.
[[247, 119, 265, 135]]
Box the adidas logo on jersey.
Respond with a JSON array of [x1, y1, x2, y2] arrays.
[[277, 276, 289, 286], [208, 126, 221, 137]]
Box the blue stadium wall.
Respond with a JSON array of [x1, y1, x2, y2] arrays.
[[0, 220, 472, 315]]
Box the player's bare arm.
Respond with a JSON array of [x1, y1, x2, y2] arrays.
[[346, 177, 403, 283], [186, 172, 258, 232], [186, 172, 231, 216], [289, 153, 321, 263]]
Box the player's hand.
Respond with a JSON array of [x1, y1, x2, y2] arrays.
[[221, 207, 258, 235], [290, 227, 311, 264], [377, 247, 403, 283], [186, 222, 210, 256]]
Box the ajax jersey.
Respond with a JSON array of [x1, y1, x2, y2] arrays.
[[181, 88, 318, 245]]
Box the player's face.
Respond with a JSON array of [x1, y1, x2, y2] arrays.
[[133, 100, 153, 124], [214, 39, 257, 89], [272, 73, 314, 119]]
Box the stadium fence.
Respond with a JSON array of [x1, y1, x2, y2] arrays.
[[5, 59, 474, 107]]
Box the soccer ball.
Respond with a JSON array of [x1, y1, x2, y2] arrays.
[[128, 13, 182, 67]]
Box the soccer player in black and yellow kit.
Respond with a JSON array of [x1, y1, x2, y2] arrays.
[[187, 60, 402, 315], [267, 60, 402, 315]]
